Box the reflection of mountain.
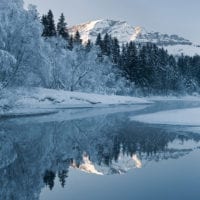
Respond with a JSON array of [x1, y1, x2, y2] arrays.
[[0, 112, 200, 200]]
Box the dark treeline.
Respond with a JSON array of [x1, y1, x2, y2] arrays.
[[41, 10, 200, 95], [95, 32, 200, 95]]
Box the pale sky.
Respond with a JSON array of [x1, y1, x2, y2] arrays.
[[24, 0, 200, 44]]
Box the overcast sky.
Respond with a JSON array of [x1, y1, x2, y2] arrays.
[[24, 0, 200, 43]]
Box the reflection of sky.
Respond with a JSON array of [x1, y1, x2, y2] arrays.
[[39, 138, 200, 200], [2, 99, 200, 200], [24, 0, 200, 43], [40, 149, 200, 200]]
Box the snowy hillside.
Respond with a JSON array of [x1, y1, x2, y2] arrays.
[[164, 44, 200, 57], [69, 19, 200, 56]]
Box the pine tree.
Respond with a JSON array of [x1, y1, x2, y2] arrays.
[[178, 54, 188, 76], [95, 33, 103, 47], [110, 37, 120, 64], [85, 39, 92, 52], [57, 13, 69, 40], [191, 55, 200, 85], [120, 44, 128, 75], [43, 170, 56, 190], [102, 33, 111, 56], [41, 15, 48, 37], [126, 42, 138, 82], [58, 170, 68, 188], [67, 35, 74, 50], [74, 31, 82, 45], [46, 10, 56, 37], [137, 45, 149, 88], [95, 33, 103, 58], [41, 10, 56, 37]]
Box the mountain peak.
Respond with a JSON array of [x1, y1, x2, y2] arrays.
[[69, 19, 191, 45], [69, 19, 140, 44], [69, 19, 200, 56]]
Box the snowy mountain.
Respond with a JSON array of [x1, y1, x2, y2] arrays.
[[69, 19, 200, 56]]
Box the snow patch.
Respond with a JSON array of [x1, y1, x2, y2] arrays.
[[131, 107, 200, 126], [0, 87, 150, 117], [165, 44, 200, 56], [130, 26, 142, 41]]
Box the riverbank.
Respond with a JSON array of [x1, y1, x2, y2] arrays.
[[0, 87, 150, 117]]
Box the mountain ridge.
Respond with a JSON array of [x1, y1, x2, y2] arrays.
[[69, 19, 200, 56]]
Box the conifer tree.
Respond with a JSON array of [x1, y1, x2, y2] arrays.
[[102, 33, 111, 56], [73, 31, 82, 45], [120, 44, 128, 75], [138, 45, 151, 88], [43, 170, 56, 190], [41, 15, 48, 37], [58, 170, 68, 188], [95, 33, 103, 47], [57, 13, 69, 40], [46, 10, 56, 37], [85, 39, 92, 52], [95, 33, 103, 58], [126, 42, 138, 82], [67, 35, 74, 50], [41, 10, 56, 37], [111, 38, 120, 64]]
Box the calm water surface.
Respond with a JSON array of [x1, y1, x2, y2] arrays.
[[0, 101, 200, 200]]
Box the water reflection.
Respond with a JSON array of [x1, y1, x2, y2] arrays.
[[0, 111, 200, 200]]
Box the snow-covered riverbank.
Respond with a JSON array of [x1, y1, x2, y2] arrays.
[[2, 87, 200, 124], [0, 87, 150, 117]]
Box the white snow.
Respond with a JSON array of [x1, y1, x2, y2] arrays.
[[69, 19, 200, 56], [72, 152, 142, 175], [70, 19, 138, 45], [0, 87, 150, 117], [70, 20, 101, 43], [164, 44, 200, 56], [147, 95, 200, 101], [130, 26, 142, 41], [20, 87, 149, 106], [131, 107, 200, 126]]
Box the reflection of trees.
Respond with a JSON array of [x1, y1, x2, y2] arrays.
[[120, 127, 173, 156], [58, 170, 68, 188], [43, 169, 68, 190], [43, 170, 56, 190], [0, 112, 200, 199]]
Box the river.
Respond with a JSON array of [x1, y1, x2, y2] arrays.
[[0, 100, 200, 200]]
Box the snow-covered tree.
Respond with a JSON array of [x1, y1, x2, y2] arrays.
[[0, 50, 16, 88]]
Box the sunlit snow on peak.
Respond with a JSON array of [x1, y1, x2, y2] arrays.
[[69, 19, 200, 56], [71, 151, 142, 176], [71, 155, 103, 175], [130, 26, 142, 41], [132, 154, 142, 168]]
